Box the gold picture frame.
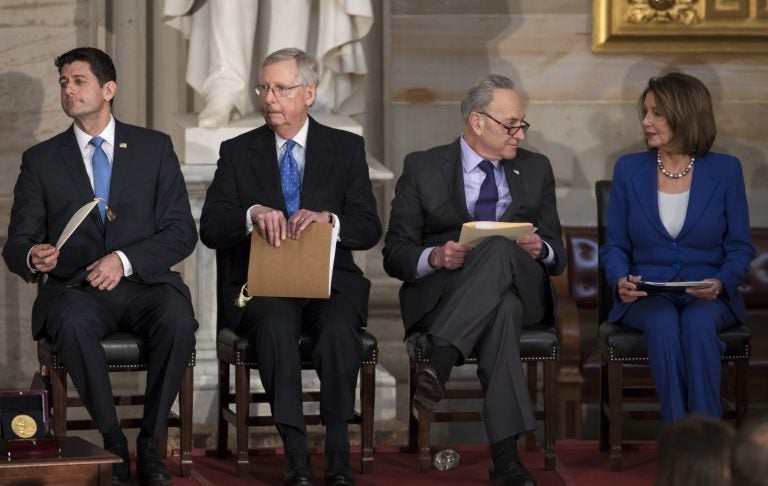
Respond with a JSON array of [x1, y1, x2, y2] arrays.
[[593, 0, 768, 52]]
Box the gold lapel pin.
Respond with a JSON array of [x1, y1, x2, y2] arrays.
[[119, 143, 127, 148], [106, 207, 117, 221]]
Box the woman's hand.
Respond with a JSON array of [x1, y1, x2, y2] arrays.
[[618, 274, 647, 303], [687, 278, 723, 301]]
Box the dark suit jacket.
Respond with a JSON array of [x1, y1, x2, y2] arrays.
[[600, 150, 755, 324], [383, 138, 566, 334], [3, 120, 198, 339], [199, 116, 382, 327]]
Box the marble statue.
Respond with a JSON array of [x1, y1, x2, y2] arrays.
[[164, 0, 373, 127]]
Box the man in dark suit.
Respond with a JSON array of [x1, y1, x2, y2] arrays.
[[200, 48, 381, 486], [3, 47, 197, 486], [383, 74, 566, 486]]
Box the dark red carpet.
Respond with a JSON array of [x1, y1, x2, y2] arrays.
[[154, 442, 656, 485]]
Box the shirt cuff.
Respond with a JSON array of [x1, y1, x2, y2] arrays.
[[26, 245, 39, 274], [540, 241, 556, 266], [114, 251, 133, 277], [246, 205, 261, 234], [415, 247, 438, 279]]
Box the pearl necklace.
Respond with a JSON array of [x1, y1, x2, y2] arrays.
[[657, 151, 695, 179]]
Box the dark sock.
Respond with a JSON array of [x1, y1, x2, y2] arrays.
[[102, 424, 127, 449], [325, 422, 350, 454], [137, 426, 152, 441], [491, 435, 520, 470], [429, 341, 461, 386], [278, 424, 309, 454]]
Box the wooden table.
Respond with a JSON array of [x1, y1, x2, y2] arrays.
[[0, 436, 121, 485]]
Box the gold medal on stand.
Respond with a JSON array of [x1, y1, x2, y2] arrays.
[[10, 414, 37, 439]]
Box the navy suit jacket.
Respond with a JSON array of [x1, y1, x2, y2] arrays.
[[3, 120, 198, 339], [199, 116, 382, 327], [382, 138, 567, 334], [600, 150, 755, 324]]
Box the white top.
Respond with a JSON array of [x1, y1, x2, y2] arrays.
[[658, 190, 689, 239]]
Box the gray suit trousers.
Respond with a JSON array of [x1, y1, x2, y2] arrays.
[[417, 236, 546, 442]]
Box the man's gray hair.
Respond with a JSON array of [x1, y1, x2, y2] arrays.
[[262, 48, 319, 87], [460, 74, 516, 123]]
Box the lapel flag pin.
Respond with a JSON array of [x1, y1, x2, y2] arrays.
[[119, 143, 127, 148]]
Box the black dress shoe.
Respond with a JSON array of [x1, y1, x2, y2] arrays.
[[285, 450, 315, 486], [137, 436, 172, 486], [104, 436, 131, 485], [325, 451, 355, 486], [489, 460, 536, 486], [413, 366, 446, 411]]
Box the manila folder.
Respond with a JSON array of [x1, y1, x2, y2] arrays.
[[247, 222, 337, 299], [458, 221, 535, 248]]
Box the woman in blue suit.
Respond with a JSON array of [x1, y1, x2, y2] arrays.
[[600, 72, 755, 422]]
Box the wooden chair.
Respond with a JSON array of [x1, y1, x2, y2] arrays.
[[406, 301, 560, 473], [595, 179, 751, 470], [215, 251, 377, 477], [37, 333, 196, 477]]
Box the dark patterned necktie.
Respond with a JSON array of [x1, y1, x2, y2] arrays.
[[474, 160, 498, 221]]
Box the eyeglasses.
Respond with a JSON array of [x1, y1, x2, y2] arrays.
[[478, 112, 530, 136], [254, 83, 303, 97]]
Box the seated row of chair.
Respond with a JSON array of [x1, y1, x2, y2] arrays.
[[35, 180, 753, 476], [36, 252, 561, 478]]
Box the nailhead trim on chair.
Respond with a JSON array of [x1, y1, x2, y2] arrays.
[[44, 352, 197, 370], [414, 347, 559, 362], [234, 348, 378, 367], [606, 347, 750, 362]]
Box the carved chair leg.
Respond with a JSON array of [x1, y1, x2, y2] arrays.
[[608, 360, 623, 471], [360, 362, 375, 474], [599, 358, 609, 451], [179, 364, 194, 477], [526, 362, 537, 452], [217, 360, 231, 458], [543, 360, 557, 470], [52, 368, 68, 437], [235, 364, 250, 477], [735, 358, 749, 422], [407, 359, 418, 452]]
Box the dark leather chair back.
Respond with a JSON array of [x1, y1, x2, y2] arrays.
[[595, 179, 613, 324]]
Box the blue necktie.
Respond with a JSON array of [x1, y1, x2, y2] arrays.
[[474, 160, 499, 221], [280, 140, 300, 216], [89, 136, 111, 222]]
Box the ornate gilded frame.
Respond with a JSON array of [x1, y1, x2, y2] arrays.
[[593, 0, 768, 52]]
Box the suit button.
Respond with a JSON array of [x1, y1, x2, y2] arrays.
[[673, 263, 681, 271]]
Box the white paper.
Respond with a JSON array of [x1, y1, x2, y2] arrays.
[[639, 281, 713, 289], [328, 221, 340, 294], [55, 198, 101, 250]]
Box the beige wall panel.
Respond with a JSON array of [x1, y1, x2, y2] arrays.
[[0, 0, 92, 196], [389, 15, 768, 103], [0, 0, 95, 391], [391, 0, 589, 15]]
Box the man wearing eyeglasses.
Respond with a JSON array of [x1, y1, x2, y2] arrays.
[[200, 48, 381, 486], [383, 74, 566, 486]]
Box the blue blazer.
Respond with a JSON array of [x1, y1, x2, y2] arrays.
[[600, 150, 755, 324]]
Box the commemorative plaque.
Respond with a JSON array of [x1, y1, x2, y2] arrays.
[[0, 390, 60, 459]]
